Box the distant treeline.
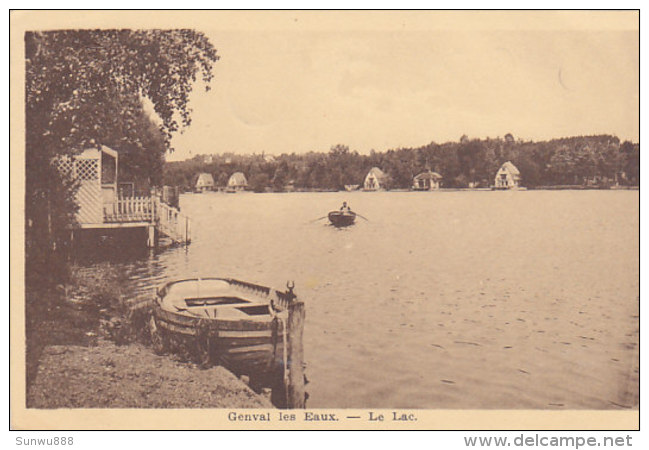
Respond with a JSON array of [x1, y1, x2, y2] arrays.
[[163, 134, 639, 192]]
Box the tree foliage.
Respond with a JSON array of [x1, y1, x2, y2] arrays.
[[25, 29, 218, 273], [164, 135, 638, 193]]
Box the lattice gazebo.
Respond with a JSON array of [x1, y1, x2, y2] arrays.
[[56, 146, 119, 225], [56, 146, 191, 248]]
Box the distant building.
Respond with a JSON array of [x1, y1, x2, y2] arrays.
[[363, 167, 388, 191], [413, 170, 443, 191], [494, 161, 521, 189], [227, 172, 248, 192], [196, 172, 215, 192]]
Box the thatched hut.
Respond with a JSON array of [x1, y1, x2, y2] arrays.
[[227, 172, 248, 192], [412, 170, 443, 191], [494, 161, 521, 189], [196, 173, 215, 192], [363, 167, 388, 191]]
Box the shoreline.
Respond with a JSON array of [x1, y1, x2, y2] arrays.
[[182, 185, 638, 194], [25, 263, 271, 409], [28, 339, 271, 409]]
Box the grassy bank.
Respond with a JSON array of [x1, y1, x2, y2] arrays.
[[28, 338, 271, 408], [25, 263, 270, 408], [25, 263, 124, 393]]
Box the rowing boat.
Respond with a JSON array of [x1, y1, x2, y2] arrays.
[[149, 277, 295, 379], [328, 210, 356, 227]]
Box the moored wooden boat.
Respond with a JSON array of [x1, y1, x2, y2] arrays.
[[328, 210, 356, 227], [149, 277, 296, 379]]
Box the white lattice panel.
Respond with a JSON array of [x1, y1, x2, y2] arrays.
[[54, 151, 106, 225], [56, 157, 74, 176], [76, 159, 99, 181]]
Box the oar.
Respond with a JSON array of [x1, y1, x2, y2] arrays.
[[309, 216, 328, 223], [354, 212, 370, 221]]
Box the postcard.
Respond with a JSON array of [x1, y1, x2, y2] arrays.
[[10, 9, 639, 431]]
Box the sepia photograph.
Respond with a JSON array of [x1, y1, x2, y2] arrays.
[[10, 10, 639, 431]]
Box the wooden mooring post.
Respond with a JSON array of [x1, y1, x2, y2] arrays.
[[287, 298, 306, 408], [146, 224, 157, 248]]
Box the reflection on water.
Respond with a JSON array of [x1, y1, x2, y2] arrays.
[[79, 190, 639, 409]]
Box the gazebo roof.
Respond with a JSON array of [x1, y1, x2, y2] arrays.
[[499, 161, 520, 175], [196, 173, 215, 186], [228, 172, 248, 185], [414, 170, 443, 180], [367, 167, 386, 178]]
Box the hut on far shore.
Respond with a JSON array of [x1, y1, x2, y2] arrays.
[[363, 167, 388, 191], [227, 172, 248, 192], [196, 173, 215, 192], [494, 161, 521, 189], [413, 170, 443, 191]]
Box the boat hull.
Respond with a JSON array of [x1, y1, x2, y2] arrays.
[[150, 278, 291, 378], [328, 211, 356, 227], [151, 306, 284, 374]]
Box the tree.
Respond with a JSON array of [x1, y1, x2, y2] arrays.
[[549, 144, 576, 184], [621, 141, 639, 185], [383, 149, 417, 189], [216, 171, 230, 189], [107, 107, 167, 188], [248, 173, 270, 193], [25, 29, 218, 271], [457, 139, 486, 186], [160, 134, 636, 194], [272, 160, 290, 191]]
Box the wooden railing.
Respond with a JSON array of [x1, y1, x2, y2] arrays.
[[156, 198, 191, 244], [104, 195, 154, 223], [102, 194, 191, 245]]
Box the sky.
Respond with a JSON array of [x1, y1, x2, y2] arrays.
[[165, 12, 639, 161]]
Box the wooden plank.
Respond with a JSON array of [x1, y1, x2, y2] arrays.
[[155, 308, 198, 326], [154, 308, 279, 335], [217, 320, 274, 332], [157, 320, 197, 336], [227, 344, 274, 354], [220, 337, 274, 347], [77, 222, 150, 229], [221, 354, 273, 367], [219, 330, 273, 338]]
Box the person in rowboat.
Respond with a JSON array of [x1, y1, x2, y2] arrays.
[[340, 201, 352, 213]]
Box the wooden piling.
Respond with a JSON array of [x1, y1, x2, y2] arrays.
[[162, 185, 180, 209], [287, 299, 306, 408], [146, 225, 156, 248]]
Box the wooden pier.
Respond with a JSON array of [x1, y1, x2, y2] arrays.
[[76, 195, 191, 247], [58, 146, 190, 248]]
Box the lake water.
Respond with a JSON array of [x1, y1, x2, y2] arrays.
[[110, 190, 639, 409]]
